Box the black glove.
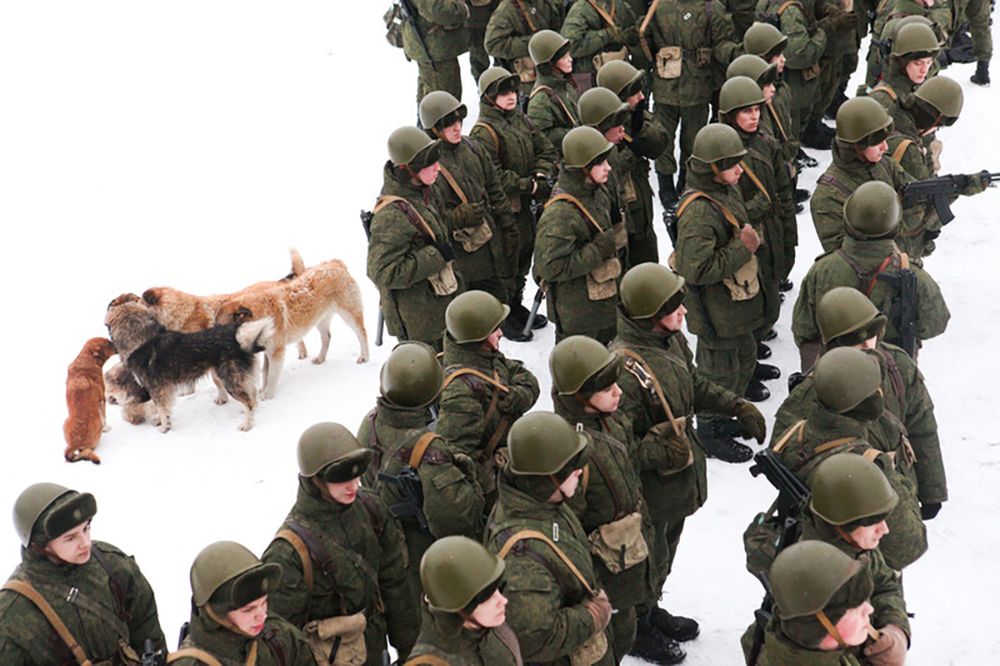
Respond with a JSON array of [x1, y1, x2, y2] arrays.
[[920, 502, 942, 520], [450, 201, 481, 227], [434, 240, 456, 262], [610, 204, 622, 227], [631, 106, 645, 133], [518, 176, 536, 195], [592, 228, 618, 259]]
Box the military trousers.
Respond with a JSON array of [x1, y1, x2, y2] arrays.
[[417, 59, 462, 107], [468, 28, 491, 83], [784, 71, 820, 138], [610, 605, 638, 663], [508, 207, 536, 298], [628, 228, 660, 267], [555, 324, 617, 346], [639, 516, 686, 615], [694, 333, 756, 425], [652, 102, 710, 177], [964, 0, 994, 60], [401, 523, 434, 609]]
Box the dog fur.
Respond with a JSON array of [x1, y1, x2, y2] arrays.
[[214, 256, 369, 399], [105, 362, 156, 425], [64, 337, 117, 464], [105, 296, 274, 432]]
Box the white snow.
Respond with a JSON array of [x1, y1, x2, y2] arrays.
[[1, 3, 997, 663]]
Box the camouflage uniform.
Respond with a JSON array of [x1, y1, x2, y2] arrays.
[[618, 108, 670, 265], [874, 0, 953, 46], [0, 542, 166, 664], [485, 0, 565, 76], [172, 611, 315, 666], [407, 611, 522, 664], [756, 625, 868, 664], [262, 478, 418, 665], [561, 0, 644, 89], [403, 0, 470, 103], [468, 0, 501, 83], [528, 69, 582, 153]]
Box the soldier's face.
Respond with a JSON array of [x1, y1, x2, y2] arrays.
[[44, 520, 92, 565], [849, 519, 889, 550], [586, 159, 611, 185], [485, 327, 503, 352], [553, 468, 584, 500], [325, 477, 361, 505], [761, 83, 776, 104], [585, 382, 622, 414], [438, 120, 463, 145], [658, 304, 687, 332], [770, 53, 786, 73], [416, 162, 441, 186], [859, 140, 888, 163], [605, 125, 626, 145], [494, 91, 518, 111], [227, 595, 268, 637], [715, 162, 743, 185], [819, 600, 874, 648], [905, 57, 934, 84], [468, 588, 508, 628], [735, 106, 761, 134], [626, 90, 645, 111], [555, 53, 574, 74]]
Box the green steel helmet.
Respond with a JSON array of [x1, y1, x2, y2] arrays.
[[379, 342, 443, 408], [726, 54, 778, 87], [506, 412, 588, 475], [387, 126, 440, 168], [813, 348, 882, 414], [891, 22, 940, 58], [297, 422, 372, 481], [843, 181, 901, 238], [914, 75, 964, 119], [419, 90, 468, 130], [529, 29, 570, 66], [769, 540, 862, 619], [596, 60, 644, 99], [562, 126, 615, 169], [13, 483, 97, 548], [718, 76, 766, 115], [816, 287, 887, 345], [690, 123, 747, 165], [550, 335, 618, 395], [479, 66, 520, 98], [743, 22, 788, 59], [445, 290, 510, 344], [190, 541, 282, 610], [809, 453, 899, 526], [619, 263, 686, 319], [420, 536, 505, 613], [578, 86, 630, 131], [835, 97, 893, 144]]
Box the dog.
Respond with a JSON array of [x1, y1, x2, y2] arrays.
[[214, 256, 369, 399], [64, 337, 117, 464], [105, 295, 274, 432], [105, 362, 156, 425]]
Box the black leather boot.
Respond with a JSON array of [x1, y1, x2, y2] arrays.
[[648, 607, 700, 642], [756, 342, 772, 360], [796, 148, 819, 169], [657, 173, 678, 210], [630, 610, 687, 664], [801, 119, 833, 149], [698, 419, 753, 463], [971, 60, 991, 86], [745, 379, 771, 402], [754, 363, 781, 381]]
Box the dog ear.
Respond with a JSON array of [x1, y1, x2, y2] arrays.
[[141, 289, 160, 306], [108, 293, 140, 309]]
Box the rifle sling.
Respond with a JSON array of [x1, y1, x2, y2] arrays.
[[545, 191, 605, 234], [619, 348, 683, 437], [813, 437, 857, 454], [374, 195, 437, 241], [473, 121, 501, 158], [529, 85, 579, 125], [638, 0, 661, 61], [771, 420, 806, 453], [438, 164, 470, 205], [497, 530, 596, 596], [740, 160, 772, 202], [275, 528, 315, 595], [513, 0, 537, 32], [166, 647, 225, 666], [587, 0, 617, 27], [1, 580, 93, 666], [441, 367, 511, 393], [890, 139, 913, 165], [408, 432, 442, 468], [765, 100, 789, 143], [676, 191, 742, 230], [90, 546, 130, 625]]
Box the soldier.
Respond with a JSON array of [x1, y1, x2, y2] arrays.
[[548, 336, 677, 664], [359, 342, 485, 605], [534, 126, 625, 344], [868, 22, 941, 118], [468, 0, 500, 84], [484, 412, 615, 665], [643, 0, 739, 208], [0, 483, 166, 665], [368, 126, 461, 352], [402, 0, 470, 104], [406, 536, 522, 664], [471, 66, 558, 338], [419, 91, 519, 305], [597, 60, 670, 266], [527, 30, 582, 152], [437, 290, 540, 508], [484, 0, 565, 96], [804, 2, 862, 149], [172, 541, 316, 666], [873, 0, 953, 57], [795, 180, 950, 368], [262, 422, 417, 665], [561, 0, 644, 91]]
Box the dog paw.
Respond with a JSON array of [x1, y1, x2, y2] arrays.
[[102, 424, 112, 433], [312, 357, 326, 365], [65, 449, 101, 465], [298, 350, 309, 360], [238, 420, 255, 432], [214, 395, 229, 406], [158, 423, 171, 433], [356, 354, 369, 364]]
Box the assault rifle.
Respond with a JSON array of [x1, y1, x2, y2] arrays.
[[378, 466, 429, 532], [899, 171, 1000, 225], [877, 267, 919, 358], [522, 282, 547, 339], [360, 209, 386, 347], [397, 0, 435, 71], [142, 639, 165, 666]]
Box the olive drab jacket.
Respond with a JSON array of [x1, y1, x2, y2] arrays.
[[528, 70, 582, 153], [402, 0, 471, 63], [758, 0, 827, 101], [619, 113, 670, 264], [761, 83, 800, 181], [561, 0, 645, 77], [262, 478, 418, 665], [485, 478, 614, 665], [368, 164, 462, 347], [673, 165, 764, 339], [611, 312, 744, 519], [873, 0, 953, 44], [791, 236, 950, 350], [756, 623, 867, 665], [485, 0, 565, 64], [407, 609, 523, 665], [170, 611, 315, 666], [0, 542, 166, 665]]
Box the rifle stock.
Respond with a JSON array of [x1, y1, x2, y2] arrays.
[[397, 0, 436, 71], [361, 209, 387, 347], [877, 268, 919, 357]]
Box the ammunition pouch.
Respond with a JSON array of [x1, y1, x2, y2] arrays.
[[587, 511, 649, 574], [592, 46, 629, 70], [513, 56, 537, 83], [428, 262, 459, 296], [586, 257, 622, 300], [452, 219, 494, 253], [571, 629, 609, 666], [655, 46, 683, 79], [722, 255, 760, 301], [304, 612, 368, 666]]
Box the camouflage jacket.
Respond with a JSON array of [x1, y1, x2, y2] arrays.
[[528, 71, 582, 154], [759, 0, 827, 78], [760, 83, 800, 170], [867, 58, 921, 119], [0, 542, 165, 665], [485, 0, 565, 61], [468, 0, 501, 31], [403, 0, 471, 62], [407, 608, 522, 665], [619, 111, 670, 242], [171, 611, 314, 666], [874, 0, 953, 41], [561, 0, 645, 74], [757, 623, 866, 665]]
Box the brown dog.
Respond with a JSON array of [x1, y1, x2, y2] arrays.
[[64, 337, 117, 464], [215, 256, 369, 399]]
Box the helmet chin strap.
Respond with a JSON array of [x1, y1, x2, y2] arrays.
[[815, 610, 849, 649]]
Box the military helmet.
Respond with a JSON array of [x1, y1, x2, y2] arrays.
[[835, 97, 893, 145], [813, 348, 882, 414], [596, 60, 644, 99], [419, 91, 468, 130], [690, 123, 747, 166], [446, 290, 510, 344], [891, 22, 940, 58], [420, 536, 505, 613], [507, 412, 588, 475], [578, 86, 630, 132], [479, 66, 520, 99], [529, 30, 570, 66], [810, 453, 899, 526], [769, 541, 862, 619], [726, 54, 778, 87], [816, 287, 887, 345], [550, 335, 619, 395], [843, 181, 901, 238], [562, 126, 615, 169], [619, 263, 686, 320], [13, 482, 97, 548], [718, 76, 766, 115], [743, 22, 788, 59], [380, 342, 443, 408], [190, 541, 282, 610], [914, 75, 963, 119], [297, 422, 372, 482], [388, 126, 440, 169]]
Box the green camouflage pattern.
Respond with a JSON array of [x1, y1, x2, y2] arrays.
[[485, 0, 565, 62], [402, 0, 471, 62], [408, 610, 522, 664], [561, 0, 645, 75], [620, 111, 670, 265], [172, 611, 315, 666], [528, 71, 582, 153], [760, 0, 827, 124]]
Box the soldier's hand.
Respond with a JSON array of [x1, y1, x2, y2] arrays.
[[603, 26, 624, 45], [498, 386, 532, 415], [451, 201, 482, 228], [920, 502, 942, 520], [631, 106, 645, 133], [864, 624, 908, 666], [582, 590, 613, 634], [592, 228, 619, 259], [962, 170, 992, 195], [733, 399, 766, 444], [533, 172, 553, 199], [621, 25, 640, 46], [434, 240, 456, 262], [452, 453, 478, 480], [739, 224, 761, 253], [518, 176, 537, 195]]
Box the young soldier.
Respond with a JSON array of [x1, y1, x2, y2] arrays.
[[172, 541, 315, 666], [485, 412, 615, 665], [868, 22, 940, 118], [263, 423, 417, 665], [534, 126, 625, 343], [0, 483, 166, 664], [368, 126, 461, 352], [401, 0, 470, 104], [527, 30, 582, 152], [560, 0, 643, 91], [485, 0, 565, 96], [471, 66, 558, 339]]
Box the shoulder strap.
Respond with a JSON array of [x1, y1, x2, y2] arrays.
[[473, 121, 502, 157], [166, 647, 225, 666], [771, 419, 807, 453], [740, 161, 772, 202], [817, 172, 853, 198], [777, 0, 802, 15], [874, 347, 906, 404], [813, 436, 858, 454], [862, 448, 881, 463], [587, 0, 617, 27], [496, 530, 596, 595], [871, 84, 897, 101], [408, 432, 443, 468], [530, 85, 578, 125], [676, 191, 741, 229], [513, 0, 538, 32], [374, 195, 437, 241], [765, 100, 789, 142], [275, 529, 314, 594], [890, 139, 913, 165], [260, 626, 286, 666], [619, 348, 683, 437], [581, 463, 590, 495], [405, 656, 452, 666], [441, 367, 511, 393], [438, 164, 470, 204], [90, 546, 130, 623], [638, 0, 661, 60], [1, 580, 92, 666], [544, 192, 604, 233]]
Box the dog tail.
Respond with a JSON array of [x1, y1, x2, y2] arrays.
[[289, 248, 305, 277], [236, 316, 275, 353]]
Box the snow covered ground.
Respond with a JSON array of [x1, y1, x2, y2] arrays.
[[2, 3, 997, 663]]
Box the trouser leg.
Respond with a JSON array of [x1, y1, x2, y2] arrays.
[[417, 59, 463, 106], [678, 104, 710, 185], [653, 101, 682, 176], [695, 333, 756, 424], [610, 605, 638, 662], [468, 29, 490, 83]]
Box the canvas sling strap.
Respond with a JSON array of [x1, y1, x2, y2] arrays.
[[587, 0, 617, 27], [871, 84, 897, 101], [816, 171, 854, 198], [497, 531, 596, 596], [166, 648, 225, 666], [765, 100, 789, 143], [771, 419, 806, 453], [442, 368, 511, 463], [1, 580, 93, 666], [473, 121, 502, 157], [813, 437, 858, 455], [408, 432, 441, 468], [374, 195, 437, 241], [275, 528, 316, 594], [890, 139, 913, 165], [739, 161, 772, 203], [513, 0, 537, 32], [441, 367, 511, 394], [835, 250, 909, 296], [776, 0, 803, 15], [619, 348, 683, 437], [675, 191, 742, 229], [438, 164, 470, 204], [545, 192, 605, 233], [638, 0, 661, 61], [529, 85, 579, 125]]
